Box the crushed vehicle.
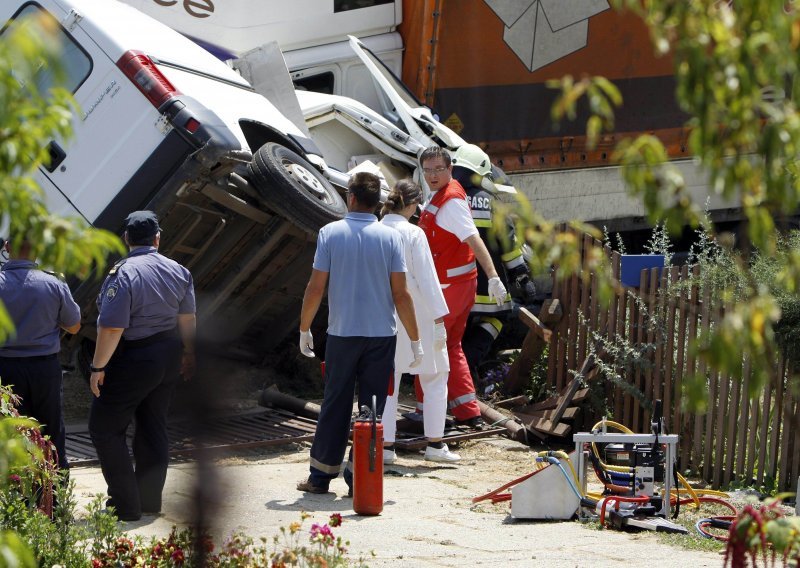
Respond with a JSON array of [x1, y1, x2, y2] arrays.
[[7, 0, 519, 369], [4, 0, 350, 367]]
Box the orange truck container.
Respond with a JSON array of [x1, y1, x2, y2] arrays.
[[399, 1, 685, 173]]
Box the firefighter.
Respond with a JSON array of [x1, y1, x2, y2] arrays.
[[451, 144, 535, 389], [416, 146, 507, 428]]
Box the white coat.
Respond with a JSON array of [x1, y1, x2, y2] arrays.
[[381, 214, 449, 374]]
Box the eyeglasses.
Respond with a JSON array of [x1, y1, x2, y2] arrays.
[[422, 166, 448, 176]]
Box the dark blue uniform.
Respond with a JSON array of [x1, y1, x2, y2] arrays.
[[0, 259, 81, 469], [89, 245, 195, 520]]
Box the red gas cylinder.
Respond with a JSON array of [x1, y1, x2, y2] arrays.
[[352, 396, 383, 516]]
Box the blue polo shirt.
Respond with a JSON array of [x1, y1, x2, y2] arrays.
[[314, 212, 406, 337], [0, 260, 81, 357], [97, 247, 195, 340]]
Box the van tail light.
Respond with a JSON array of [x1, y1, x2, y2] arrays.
[[117, 50, 180, 108]]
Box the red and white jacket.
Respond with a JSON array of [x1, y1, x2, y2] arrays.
[[418, 179, 477, 285]]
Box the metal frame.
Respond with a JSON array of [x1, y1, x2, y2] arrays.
[[573, 432, 679, 519]]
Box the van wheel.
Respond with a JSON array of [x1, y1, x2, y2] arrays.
[[248, 143, 346, 233]]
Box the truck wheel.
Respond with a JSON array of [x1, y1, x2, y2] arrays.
[[248, 143, 346, 233]]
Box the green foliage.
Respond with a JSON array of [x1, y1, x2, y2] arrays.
[[548, 75, 622, 150], [495, 196, 616, 310], [0, 6, 124, 292], [547, 0, 800, 407]]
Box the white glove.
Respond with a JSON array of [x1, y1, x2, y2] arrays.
[[433, 322, 447, 351], [299, 329, 315, 358], [487, 276, 507, 306], [409, 339, 424, 368]]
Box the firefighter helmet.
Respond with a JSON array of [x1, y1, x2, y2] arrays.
[[452, 144, 492, 178]]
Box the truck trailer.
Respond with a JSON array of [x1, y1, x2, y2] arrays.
[[125, 0, 741, 236]]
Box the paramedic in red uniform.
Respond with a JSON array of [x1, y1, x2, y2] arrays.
[[416, 146, 506, 428]]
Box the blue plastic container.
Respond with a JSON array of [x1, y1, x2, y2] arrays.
[[619, 254, 665, 287]]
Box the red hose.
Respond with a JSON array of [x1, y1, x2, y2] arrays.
[[472, 470, 536, 504]]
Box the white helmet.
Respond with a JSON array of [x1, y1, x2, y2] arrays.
[[452, 144, 492, 178]]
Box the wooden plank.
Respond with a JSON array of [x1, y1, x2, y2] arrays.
[[675, 265, 691, 466], [518, 307, 552, 343], [767, 358, 785, 486], [756, 374, 774, 485], [701, 284, 716, 483], [607, 250, 621, 417], [745, 365, 762, 484], [626, 284, 639, 429], [779, 380, 793, 491], [513, 407, 580, 423], [614, 270, 627, 423], [631, 269, 648, 432], [724, 351, 742, 486], [566, 262, 580, 388], [662, 266, 678, 432], [539, 298, 563, 324], [712, 364, 730, 488], [493, 395, 529, 409], [525, 388, 590, 412], [791, 394, 800, 493], [644, 267, 659, 428], [577, 233, 593, 366], [545, 250, 562, 391], [530, 419, 572, 437], [734, 358, 751, 480], [687, 266, 703, 474], [551, 354, 596, 425], [505, 329, 546, 396]]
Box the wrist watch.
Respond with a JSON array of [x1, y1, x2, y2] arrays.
[[89, 364, 105, 373]]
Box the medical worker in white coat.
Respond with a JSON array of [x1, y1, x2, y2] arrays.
[[380, 180, 460, 463]]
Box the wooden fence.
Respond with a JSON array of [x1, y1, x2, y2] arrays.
[[546, 230, 800, 491]]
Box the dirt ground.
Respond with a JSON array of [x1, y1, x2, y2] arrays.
[[69, 437, 726, 567], [61, 357, 730, 567]]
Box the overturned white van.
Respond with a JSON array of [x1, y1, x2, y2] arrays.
[[4, 0, 350, 363]]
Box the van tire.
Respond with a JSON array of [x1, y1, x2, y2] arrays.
[[248, 143, 346, 233]]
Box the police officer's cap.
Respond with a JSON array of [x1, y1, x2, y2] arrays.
[[125, 210, 160, 244]]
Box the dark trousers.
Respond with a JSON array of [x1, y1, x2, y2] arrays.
[[309, 335, 395, 488], [0, 354, 67, 469], [89, 337, 181, 518]]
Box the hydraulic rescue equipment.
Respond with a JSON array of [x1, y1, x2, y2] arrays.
[[573, 400, 687, 533], [352, 395, 383, 516], [473, 399, 738, 538]]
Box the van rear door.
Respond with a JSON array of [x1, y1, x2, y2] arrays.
[[15, 1, 169, 225]]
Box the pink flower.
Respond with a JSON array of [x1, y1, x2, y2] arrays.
[[171, 548, 185, 564]]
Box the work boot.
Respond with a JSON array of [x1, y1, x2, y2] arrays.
[[402, 410, 423, 422], [383, 448, 396, 464], [424, 443, 461, 462], [455, 416, 487, 430], [296, 477, 329, 494]]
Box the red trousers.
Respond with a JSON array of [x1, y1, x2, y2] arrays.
[[415, 277, 480, 421]]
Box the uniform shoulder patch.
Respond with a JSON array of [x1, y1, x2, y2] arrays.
[[105, 283, 119, 302]]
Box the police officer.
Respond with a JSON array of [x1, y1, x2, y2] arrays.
[[89, 211, 196, 522], [0, 237, 81, 470], [452, 144, 535, 387]]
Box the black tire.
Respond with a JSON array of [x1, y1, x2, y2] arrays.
[[248, 143, 346, 233]]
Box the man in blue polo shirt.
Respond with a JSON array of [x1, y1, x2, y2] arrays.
[[297, 172, 422, 496]]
